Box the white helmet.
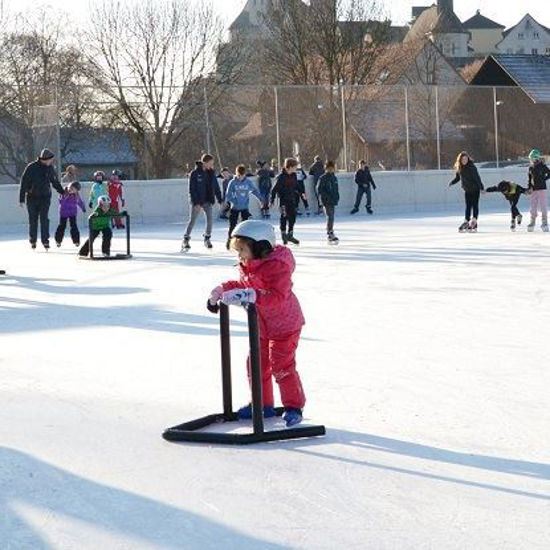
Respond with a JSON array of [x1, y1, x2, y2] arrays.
[[98, 195, 111, 206], [231, 220, 276, 247]]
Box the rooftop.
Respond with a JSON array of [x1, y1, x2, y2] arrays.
[[463, 10, 505, 30]]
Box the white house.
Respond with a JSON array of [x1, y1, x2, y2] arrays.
[[497, 14, 550, 56], [462, 10, 505, 55]]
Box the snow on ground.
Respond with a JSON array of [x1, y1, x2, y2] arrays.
[[1, 210, 549, 550]]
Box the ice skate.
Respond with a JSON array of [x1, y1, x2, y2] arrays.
[[542, 223, 549, 233], [283, 408, 303, 427], [56, 242, 62, 248], [181, 236, 191, 252], [458, 220, 469, 233], [467, 219, 478, 233], [350, 207, 359, 215], [287, 232, 300, 245], [517, 214, 523, 225], [204, 235, 213, 249], [305, 206, 311, 217], [237, 404, 277, 421], [281, 232, 289, 245], [43, 241, 50, 251], [327, 232, 339, 245], [527, 219, 535, 232], [510, 220, 516, 232], [366, 207, 373, 215], [30, 242, 37, 250]]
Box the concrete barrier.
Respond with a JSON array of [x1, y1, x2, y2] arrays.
[[0, 167, 541, 228]]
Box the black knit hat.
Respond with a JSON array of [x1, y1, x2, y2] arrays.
[[39, 148, 55, 160]]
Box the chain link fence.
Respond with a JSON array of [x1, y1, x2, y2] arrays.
[[0, 84, 547, 183]]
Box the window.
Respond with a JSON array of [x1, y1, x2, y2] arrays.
[[533, 32, 540, 39], [546, 47, 550, 55], [532, 48, 538, 54], [517, 48, 525, 54], [518, 33, 524, 40]]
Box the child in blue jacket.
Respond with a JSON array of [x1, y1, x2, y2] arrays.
[[225, 164, 262, 249]]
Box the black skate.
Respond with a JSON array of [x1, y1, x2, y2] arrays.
[[43, 241, 50, 251], [30, 242, 37, 250], [510, 220, 516, 232], [56, 242, 62, 248], [181, 236, 191, 252], [467, 219, 478, 233], [204, 235, 213, 249], [517, 214, 523, 226], [458, 221, 469, 233], [287, 232, 300, 245], [350, 207, 359, 215], [366, 207, 373, 215], [281, 232, 289, 245], [327, 232, 339, 245]]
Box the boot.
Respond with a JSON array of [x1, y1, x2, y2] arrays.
[[542, 218, 549, 232], [181, 236, 191, 252], [458, 220, 469, 233], [204, 235, 213, 249], [287, 232, 300, 245], [350, 207, 359, 215], [468, 218, 478, 233], [366, 207, 374, 215], [510, 219, 516, 232], [527, 218, 536, 232], [281, 232, 289, 245], [517, 214, 523, 225]]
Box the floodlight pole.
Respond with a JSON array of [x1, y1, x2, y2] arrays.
[[435, 86, 441, 171], [204, 85, 211, 153], [493, 87, 500, 169], [340, 81, 348, 172], [404, 86, 411, 171], [54, 87, 62, 182], [274, 86, 282, 170]]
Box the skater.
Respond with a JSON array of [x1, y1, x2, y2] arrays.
[[182, 154, 222, 251], [207, 219, 306, 427], [309, 155, 325, 214], [108, 170, 126, 229], [296, 161, 310, 216], [449, 151, 484, 233], [526, 149, 550, 232], [256, 161, 275, 219], [484, 180, 528, 231], [317, 161, 340, 244], [19, 148, 64, 250], [55, 182, 86, 247], [224, 165, 262, 249], [79, 196, 121, 257], [88, 171, 108, 209], [271, 157, 301, 245], [351, 160, 376, 215], [219, 167, 232, 219]]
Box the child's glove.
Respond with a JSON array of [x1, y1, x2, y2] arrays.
[[208, 285, 224, 306], [221, 288, 256, 306], [88, 201, 93, 208]]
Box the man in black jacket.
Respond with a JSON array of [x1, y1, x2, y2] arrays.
[[19, 149, 64, 250], [351, 160, 376, 215], [182, 154, 222, 251], [271, 157, 301, 245]]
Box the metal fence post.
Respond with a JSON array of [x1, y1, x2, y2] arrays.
[[404, 86, 411, 171], [204, 85, 211, 153], [340, 82, 348, 172], [435, 86, 441, 171], [493, 87, 500, 168], [274, 86, 282, 170]]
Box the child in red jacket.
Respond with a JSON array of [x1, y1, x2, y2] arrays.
[[208, 220, 306, 427], [108, 170, 125, 229]]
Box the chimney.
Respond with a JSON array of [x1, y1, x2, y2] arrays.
[[437, 0, 453, 13]]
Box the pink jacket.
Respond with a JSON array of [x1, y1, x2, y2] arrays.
[[222, 245, 305, 339]]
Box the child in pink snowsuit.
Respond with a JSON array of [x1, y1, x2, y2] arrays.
[[208, 220, 306, 427], [108, 170, 125, 229]]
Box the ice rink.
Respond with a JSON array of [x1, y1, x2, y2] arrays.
[[1, 211, 549, 550]]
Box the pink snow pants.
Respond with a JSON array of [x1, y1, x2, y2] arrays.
[[530, 189, 548, 222], [247, 330, 306, 409]]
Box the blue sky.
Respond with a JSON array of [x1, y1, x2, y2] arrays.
[[5, 0, 550, 30]]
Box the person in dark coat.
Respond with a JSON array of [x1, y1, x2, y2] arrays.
[[316, 160, 340, 243], [19, 148, 64, 250], [308, 155, 325, 215], [351, 160, 376, 215], [449, 151, 484, 232], [182, 154, 222, 251], [271, 157, 301, 245], [484, 180, 528, 231]]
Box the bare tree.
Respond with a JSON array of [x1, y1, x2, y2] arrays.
[[87, 0, 235, 178], [0, 7, 98, 180]]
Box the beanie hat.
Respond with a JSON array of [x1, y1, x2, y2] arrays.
[[39, 148, 55, 160], [529, 149, 542, 161]]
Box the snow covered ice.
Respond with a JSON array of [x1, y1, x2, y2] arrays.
[[1, 211, 549, 549]]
